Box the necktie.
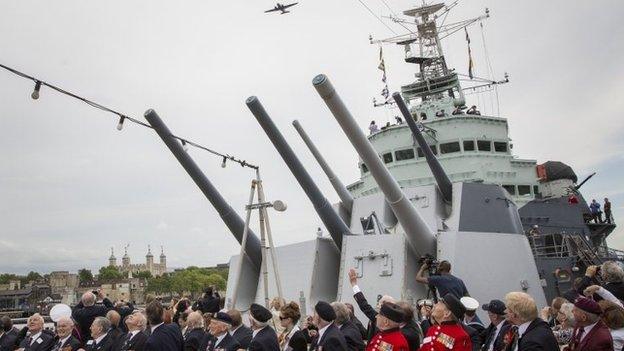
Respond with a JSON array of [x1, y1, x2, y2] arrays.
[[52, 340, 62, 351], [571, 327, 585, 350], [510, 326, 519, 351]]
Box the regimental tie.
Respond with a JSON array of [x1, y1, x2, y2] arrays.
[[568, 327, 585, 351], [51, 340, 63, 351], [510, 326, 519, 351]]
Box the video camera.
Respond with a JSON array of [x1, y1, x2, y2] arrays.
[[418, 254, 440, 275]]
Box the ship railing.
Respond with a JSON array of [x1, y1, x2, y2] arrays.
[[527, 232, 573, 258]]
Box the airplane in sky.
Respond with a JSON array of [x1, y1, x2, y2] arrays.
[[264, 2, 298, 14]]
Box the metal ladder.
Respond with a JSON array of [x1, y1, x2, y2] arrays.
[[567, 234, 603, 267]]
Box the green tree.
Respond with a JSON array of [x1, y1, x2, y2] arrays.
[[135, 271, 152, 279], [25, 271, 42, 282], [98, 266, 124, 280], [0, 274, 18, 284], [78, 269, 94, 283]]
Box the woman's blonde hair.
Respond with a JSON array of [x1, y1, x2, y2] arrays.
[[505, 292, 538, 322]]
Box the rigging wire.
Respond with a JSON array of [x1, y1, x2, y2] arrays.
[[479, 21, 501, 116], [355, 0, 398, 35], [0, 62, 259, 170]]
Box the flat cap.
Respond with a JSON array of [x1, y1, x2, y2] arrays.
[[379, 302, 405, 323], [482, 299, 506, 315], [315, 301, 336, 322], [250, 303, 272, 323]]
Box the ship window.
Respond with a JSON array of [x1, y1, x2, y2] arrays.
[[518, 185, 531, 195], [494, 142, 508, 152], [395, 148, 415, 161], [440, 141, 461, 154], [361, 163, 368, 173], [463, 140, 475, 151], [416, 145, 438, 157], [502, 184, 516, 195], [383, 152, 393, 164], [533, 185, 539, 195], [477, 140, 492, 151]]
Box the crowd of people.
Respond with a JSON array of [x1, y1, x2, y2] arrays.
[[368, 104, 483, 135], [2, 260, 624, 351]]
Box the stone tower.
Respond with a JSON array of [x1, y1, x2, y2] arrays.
[[122, 244, 130, 268], [159, 246, 167, 273], [146, 245, 154, 272], [108, 247, 117, 267]]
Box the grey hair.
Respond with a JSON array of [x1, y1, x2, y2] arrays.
[[93, 317, 111, 333], [249, 315, 268, 328], [29, 313, 44, 324], [602, 261, 624, 283], [331, 302, 351, 325], [585, 311, 601, 324], [82, 292, 96, 306], [132, 311, 147, 330], [559, 303, 575, 325]]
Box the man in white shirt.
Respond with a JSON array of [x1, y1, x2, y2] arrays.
[[17, 314, 54, 351], [504, 292, 558, 351], [53, 317, 81, 351], [568, 297, 613, 351], [86, 317, 113, 351], [120, 311, 147, 351]]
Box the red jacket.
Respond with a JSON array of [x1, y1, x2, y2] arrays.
[[418, 322, 471, 351], [366, 327, 409, 351], [566, 320, 613, 351]]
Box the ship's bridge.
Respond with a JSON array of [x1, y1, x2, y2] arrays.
[[347, 113, 539, 207]]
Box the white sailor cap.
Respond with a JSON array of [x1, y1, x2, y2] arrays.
[[460, 296, 479, 311]]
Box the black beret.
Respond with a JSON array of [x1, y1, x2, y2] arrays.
[[379, 302, 405, 323], [250, 303, 272, 323], [441, 293, 466, 320], [213, 311, 233, 325], [315, 301, 336, 322]]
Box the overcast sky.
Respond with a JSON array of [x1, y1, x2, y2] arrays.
[[1, 0, 623, 274]]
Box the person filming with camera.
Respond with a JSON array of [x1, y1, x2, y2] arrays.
[[415, 258, 469, 299]]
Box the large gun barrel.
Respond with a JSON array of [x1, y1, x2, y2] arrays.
[[292, 119, 354, 212], [246, 96, 351, 250], [312, 75, 435, 255], [393, 92, 453, 203], [144, 109, 262, 267]]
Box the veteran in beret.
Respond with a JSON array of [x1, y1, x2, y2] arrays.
[[309, 301, 347, 351], [248, 303, 280, 351], [366, 302, 409, 351]]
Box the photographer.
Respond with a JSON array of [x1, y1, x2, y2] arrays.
[[415, 260, 469, 299], [578, 261, 624, 302], [72, 289, 114, 341]]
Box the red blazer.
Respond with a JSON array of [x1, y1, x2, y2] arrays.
[[568, 320, 613, 351]]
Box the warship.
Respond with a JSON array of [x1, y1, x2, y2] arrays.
[[145, 2, 618, 319]]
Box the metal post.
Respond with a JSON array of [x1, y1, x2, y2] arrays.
[[257, 181, 270, 308], [231, 180, 257, 309], [256, 176, 284, 300]]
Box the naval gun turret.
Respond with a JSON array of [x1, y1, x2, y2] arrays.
[[144, 109, 262, 307], [246, 96, 352, 250], [313, 75, 435, 256]]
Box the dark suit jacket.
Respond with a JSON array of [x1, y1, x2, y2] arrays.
[[462, 324, 481, 351], [183, 328, 205, 351], [145, 324, 184, 351], [193, 294, 220, 314], [400, 320, 421, 351], [18, 331, 55, 351], [480, 321, 511, 351], [118, 330, 148, 351], [56, 335, 82, 351], [311, 324, 347, 351], [569, 320, 613, 351], [72, 299, 114, 341], [207, 333, 240, 351], [353, 291, 380, 341], [339, 321, 365, 351], [85, 333, 115, 351], [350, 315, 367, 341], [287, 330, 308, 351], [231, 325, 253, 349], [516, 319, 558, 351], [0, 328, 18, 351], [248, 326, 280, 351]]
